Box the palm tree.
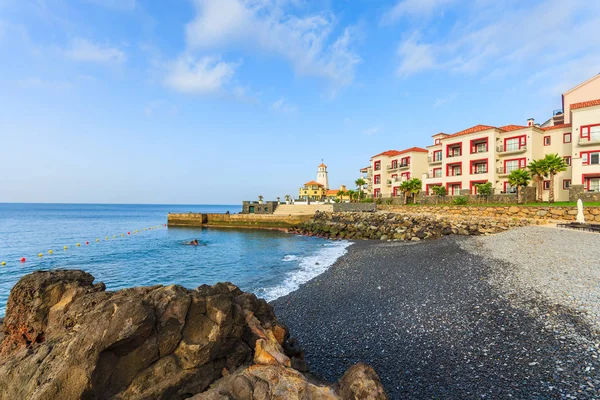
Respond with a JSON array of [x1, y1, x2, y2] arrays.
[[346, 189, 356, 203], [527, 159, 548, 203], [408, 178, 422, 204], [543, 153, 568, 203], [336, 190, 346, 202], [355, 178, 367, 200], [431, 185, 447, 205], [507, 169, 531, 204], [284, 194, 291, 204], [399, 180, 411, 205]]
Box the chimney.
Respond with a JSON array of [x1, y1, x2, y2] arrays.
[[527, 118, 534, 127]]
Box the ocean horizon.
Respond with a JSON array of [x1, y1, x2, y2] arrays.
[[0, 203, 350, 317]]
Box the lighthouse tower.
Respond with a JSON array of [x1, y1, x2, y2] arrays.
[[317, 162, 329, 190]]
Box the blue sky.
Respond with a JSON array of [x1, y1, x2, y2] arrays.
[[1, 0, 599, 204]]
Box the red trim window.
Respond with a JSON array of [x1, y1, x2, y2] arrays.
[[401, 172, 410, 180], [446, 143, 462, 158], [446, 162, 462, 177], [580, 124, 600, 141], [563, 179, 571, 190], [432, 168, 442, 178], [470, 181, 487, 194], [374, 188, 381, 197], [470, 138, 488, 154], [392, 187, 399, 197], [563, 156, 571, 166], [543, 136, 551, 146], [563, 133, 571, 143], [503, 158, 526, 173], [391, 174, 398, 179], [503, 181, 517, 194], [543, 180, 550, 190], [374, 174, 381, 184], [583, 175, 600, 192], [432, 150, 442, 162], [504, 135, 526, 151], [470, 159, 488, 174], [391, 159, 398, 168], [582, 151, 600, 165], [374, 161, 381, 171], [434, 138, 441, 145], [446, 182, 462, 196], [400, 156, 410, 167]]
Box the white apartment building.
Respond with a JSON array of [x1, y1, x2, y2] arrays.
[[361, 147, 428, 198]]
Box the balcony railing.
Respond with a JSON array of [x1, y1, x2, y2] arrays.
[[578, 136, 600, 146], [428, 156, 443, 164], [497, 145, 527, 154], [387, 164, 399, 171], [447, 171, 462, 177], [447, 152, 462, 158], [496, 167, 521, 175], [472, 169, 488, 175], [471, 147, 488, 154], [398, 163, 410, 170]]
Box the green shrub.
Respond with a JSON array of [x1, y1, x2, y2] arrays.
[[385, 198, 393, 205], [360, 198, 373, 203], [452, 196, 468, 205], [376, 198, 383, 205]]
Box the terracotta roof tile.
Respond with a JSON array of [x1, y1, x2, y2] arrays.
[[498, 125, 528, 132], [542, 123, 572, 131], [448, 125, 496, 138], [571, 99, 600, 110], [326, 189, 340, 195], [372, 147, 428, 158], [318, 163, 327, 168], [303, 180, 324, 187]]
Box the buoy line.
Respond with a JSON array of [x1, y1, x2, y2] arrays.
[[1, 223, 168, 267]]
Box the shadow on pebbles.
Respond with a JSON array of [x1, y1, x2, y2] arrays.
[[272, 230, 600, 399]]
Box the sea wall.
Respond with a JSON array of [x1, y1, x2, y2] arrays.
[[289, 211, 534, 241], [377, 205, 600, 222], [332, 203, 377, 212], [168, 213, 312, 229]]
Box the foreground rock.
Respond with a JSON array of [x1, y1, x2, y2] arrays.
[[0, 270, 387, 400], [289, 211, 533, 241]]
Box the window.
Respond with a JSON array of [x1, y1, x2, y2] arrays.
[[401, 172, 411, 180], [563, 133, 571, 143], [446, 143, 462, 157], [374, 161, 381, 170], [563, 179, 571, 190], [391, 160, 398, 168], [564, 156, 571, 166], [504, 158, 526, 173], [400, 156, 410, 167], [448, 183, 461, 195], [585, 178, 600, 192], [504, 136, 526, 151], [543, 180, 550, 190], [374, 175, 381, 184], [580, 125, 600, 141], [432, 168, 442, 178], [435, 138, 441, 145], [374, 188, 381, 197], [432, 150, 442, 162], [471, 181, 487, 194], [543, 136, 551, 146], [582, 152, 600, 165], [470, 138, 488, 154], [447, 163, 462, 177], [471, 160, 488, 174], [504, 182, 517, 194]]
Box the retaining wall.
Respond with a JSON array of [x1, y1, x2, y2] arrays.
[[377, 205, 600, 222], [167, 213, 312, 229], [332, 203, 377, 212]]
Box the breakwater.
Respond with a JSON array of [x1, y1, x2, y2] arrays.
[[168, 212, 313, 229], [289, 211, 534, 241]]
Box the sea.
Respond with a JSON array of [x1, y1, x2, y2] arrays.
[[0, 203, 351, 317]]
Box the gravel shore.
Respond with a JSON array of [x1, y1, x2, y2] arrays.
[[272, 230, 600, 399]]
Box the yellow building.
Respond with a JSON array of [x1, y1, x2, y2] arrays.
[[326, 185, 351, 201], [299, 180, 326, 201]]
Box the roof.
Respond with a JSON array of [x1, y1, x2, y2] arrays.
[[303, 180, 324, 187], [447, 125, 496, 138], [571, 99, 600, 110], [431, 132, 449, 137], [563, 74, 600, 95], [318, 163, 327, 168], [498, 125, 528, 132], [542, 123, 572, 131], [326, 189, 340, 195], [372, 147, 428, 158], [360, 166, 370, 172]]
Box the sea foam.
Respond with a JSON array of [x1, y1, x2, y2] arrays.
[[262, 240, 352, 302]]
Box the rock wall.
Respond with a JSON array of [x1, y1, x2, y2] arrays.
[[0, 270, 387, 400], [289, 211, 533, 241], [168, 213, 312, 229], [378, 205, 600, 222], [569, 185, 600, 202], [332, 203, 377, 212]]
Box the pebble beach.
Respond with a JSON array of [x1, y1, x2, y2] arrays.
[[272, 226, 600, 399]]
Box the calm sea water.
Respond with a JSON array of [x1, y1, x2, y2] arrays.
[[0, 203, 350, 317]]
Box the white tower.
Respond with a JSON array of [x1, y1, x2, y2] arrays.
[[317, 162, 329, 190]]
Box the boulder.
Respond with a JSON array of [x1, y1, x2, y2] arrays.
[[0, 270, 388, 400]]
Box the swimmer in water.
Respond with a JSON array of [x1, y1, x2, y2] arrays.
[[185, 239, 199, 246]]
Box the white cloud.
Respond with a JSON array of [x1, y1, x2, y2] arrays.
[[394, 0, 600, 80], [271, 97, 297, 113], [83, 0, 136, 11], [433, 92, 458, 107], [64, 38, 126, 64], [362, 126, 381, 136], [383, 0, 454, 23], [164, 55, 236, 94], [184, 0, 360, 94]]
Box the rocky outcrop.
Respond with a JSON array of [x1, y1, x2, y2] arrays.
[[289, 211, 532, 241], [0, 270, 387, 400]]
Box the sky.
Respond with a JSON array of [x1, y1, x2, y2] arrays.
[[0, 0, 599, 204]]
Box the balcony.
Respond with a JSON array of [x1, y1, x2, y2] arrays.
[[387, 164, 399, 171], [398, 162, 410, 170], [496, 145, 527, 155], [447, 171, 462, 177], [472, 169, 488, 175], [447, 152, 462, 158], [496, 167, 521, 176], [578, 136, 600, 146], [386, 177, 401, 186], [428, 156, 443, 165], [471, 147, 488, 154]]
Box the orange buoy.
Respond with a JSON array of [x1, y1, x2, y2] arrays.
[[20, 257, 26, 263], [86, 241, 89, 245], [128, 232, 130, 235]]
